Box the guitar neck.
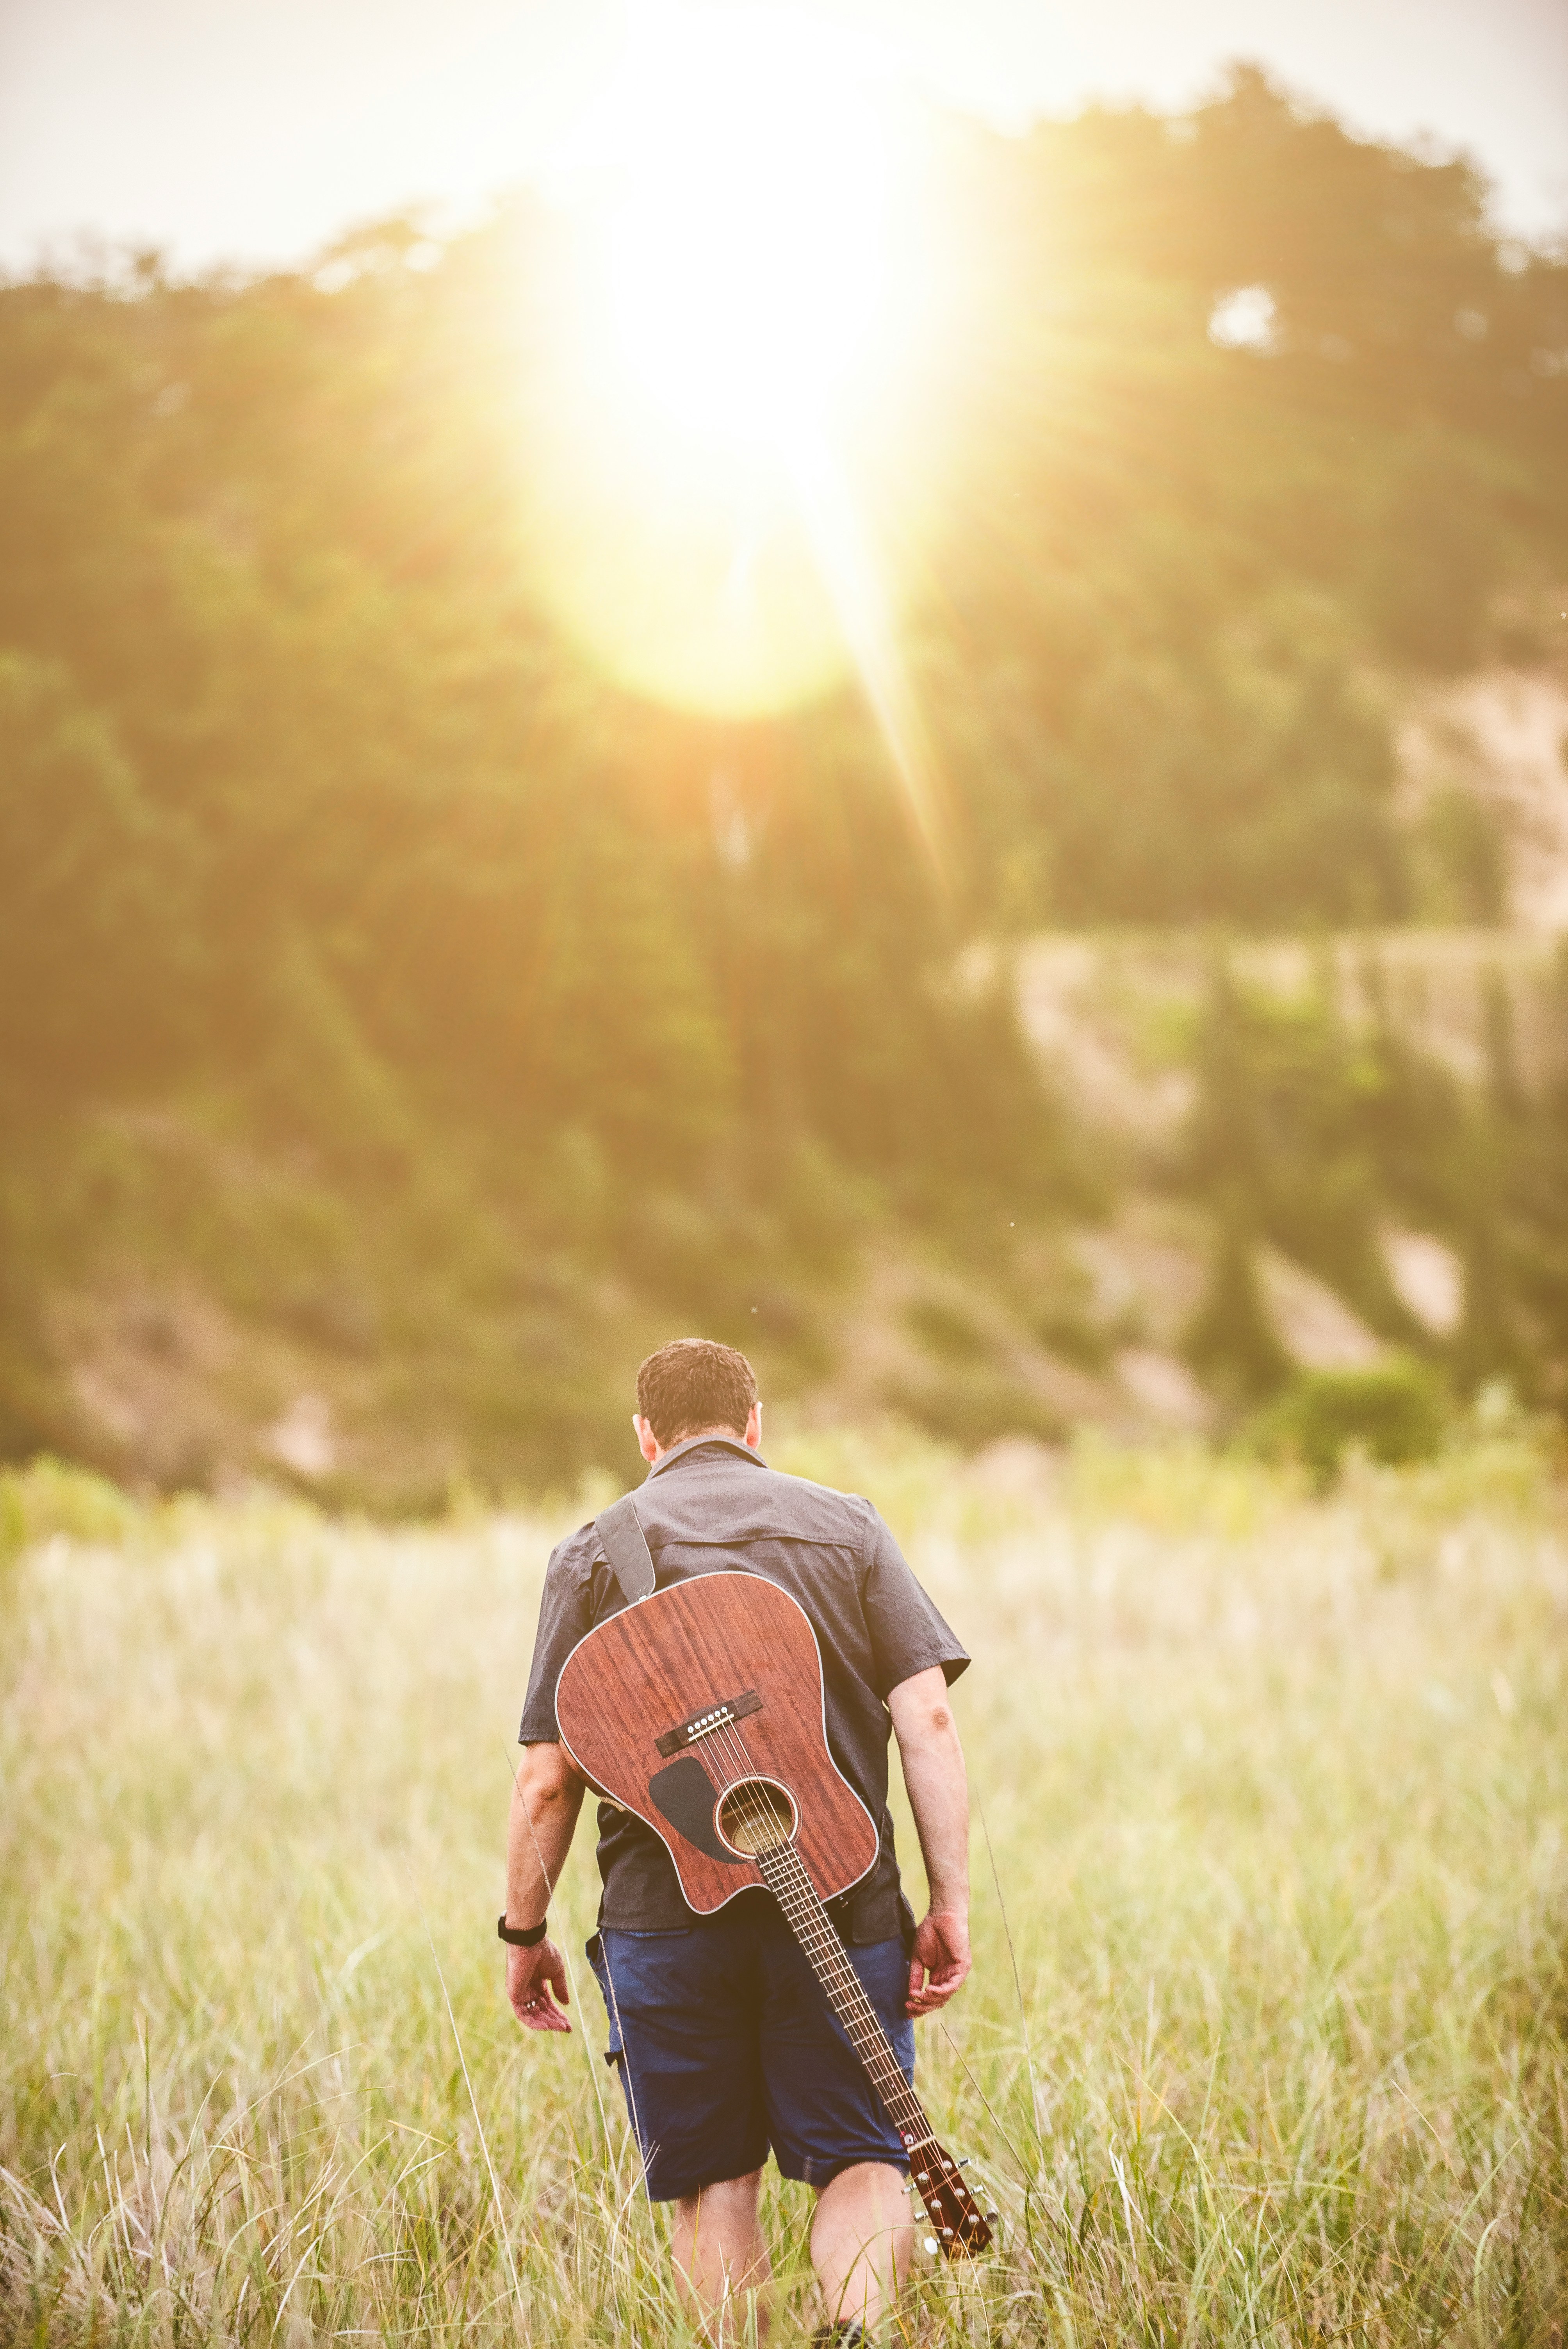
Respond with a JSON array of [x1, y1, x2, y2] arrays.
[[753, 1838, 992, 2259]]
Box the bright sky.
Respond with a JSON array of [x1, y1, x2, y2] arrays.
[[0, 0, 1564, 272]]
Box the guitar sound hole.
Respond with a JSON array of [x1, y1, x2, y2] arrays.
[[716, 1778, 796, 1856]]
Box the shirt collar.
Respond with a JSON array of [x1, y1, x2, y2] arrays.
[[645, 1433, 768, 1479]]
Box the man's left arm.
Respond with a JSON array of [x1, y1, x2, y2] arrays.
[[507, 1536, 599, 2031], [504, 1740, 587, 2031], [888, 1664, 972, 2018]]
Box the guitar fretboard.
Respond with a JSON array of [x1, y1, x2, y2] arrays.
[[748, 1832, 993, 2256], [753, 1837, 938, 2156]]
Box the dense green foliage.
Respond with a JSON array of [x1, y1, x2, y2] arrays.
[[1, 70, 1564, 1479], [1180, 954, 1568, 1417], [932, 67, 1568, 921], [1248, 1357, 1449, 1483]]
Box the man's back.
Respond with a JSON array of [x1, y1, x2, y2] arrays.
[[519, 1433, 968, 1940]]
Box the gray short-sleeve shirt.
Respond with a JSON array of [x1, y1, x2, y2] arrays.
[[518, 1436, 969, 1939]]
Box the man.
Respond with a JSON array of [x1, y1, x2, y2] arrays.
[[503, 1338, 973, 2344]]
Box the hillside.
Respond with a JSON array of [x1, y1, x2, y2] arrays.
[[2, 70, 1567, 1497], [11, 897, 1563, 1502]]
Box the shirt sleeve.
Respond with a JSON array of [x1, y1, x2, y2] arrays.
[[859, 1507, 970, 1699], [517, 1539, 597, 1743]]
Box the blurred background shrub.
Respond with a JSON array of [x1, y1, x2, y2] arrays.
[[1245, 1357, 1450, 1486]]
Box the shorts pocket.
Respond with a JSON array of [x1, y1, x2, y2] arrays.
[[584, 1932, 624, 2065], [897, 1891, 918, 1957]]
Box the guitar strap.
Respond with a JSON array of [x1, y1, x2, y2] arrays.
[[593, 1493, 657, 1605]]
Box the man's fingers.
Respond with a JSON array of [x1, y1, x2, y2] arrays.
[[509, 1940, 573, 2032], [908, 1980, 960, 2014], [517, 1982, 572, 2031], [510, 1947, 572, 2029], [523, 2000, 572, 2033], [905, 1926, 972, 2013]]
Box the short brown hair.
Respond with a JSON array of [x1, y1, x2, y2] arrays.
[[636, 1338, 759, 1446]]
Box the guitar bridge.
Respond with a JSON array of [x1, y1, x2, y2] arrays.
[[655, 1689, 763, 1757]]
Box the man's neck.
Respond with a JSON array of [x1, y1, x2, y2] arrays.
[[649, 1424, 750, 1465]]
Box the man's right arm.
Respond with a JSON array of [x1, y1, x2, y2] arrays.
[[888, 1664, 972, 2018], [504, 1740, 586, 2032]]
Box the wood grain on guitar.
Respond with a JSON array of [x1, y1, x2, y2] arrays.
[[555, 1570, 994, 2261]]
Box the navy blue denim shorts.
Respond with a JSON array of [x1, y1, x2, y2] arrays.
[[586, 1895, 916, 2201]]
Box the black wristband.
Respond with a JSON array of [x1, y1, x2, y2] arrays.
[[498, 1914, 547, 1948]]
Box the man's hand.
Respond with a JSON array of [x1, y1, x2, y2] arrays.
[[507, 1937, 573, 2032], [906, 1908, 971, 2017]]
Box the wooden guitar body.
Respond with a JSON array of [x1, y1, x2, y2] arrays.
[[554, 1570, 878, 1911]]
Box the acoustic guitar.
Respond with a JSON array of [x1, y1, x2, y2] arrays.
[[554, 1496, 994, 2262]]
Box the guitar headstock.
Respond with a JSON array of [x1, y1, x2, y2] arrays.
[[909, 2139, 995, 2260]]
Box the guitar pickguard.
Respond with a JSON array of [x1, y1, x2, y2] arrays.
[[647, 1756, 742, 1864]]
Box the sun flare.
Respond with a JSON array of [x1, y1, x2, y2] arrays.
[[598, 14, 893, 451], [521, 0, 940, 772]]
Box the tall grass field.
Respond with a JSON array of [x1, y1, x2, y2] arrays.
[[2, 1433, 1565, 2344]]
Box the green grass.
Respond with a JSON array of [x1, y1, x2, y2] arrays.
[[2, 1438, 1566, 2344]]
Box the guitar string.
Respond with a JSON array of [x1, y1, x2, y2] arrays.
[[692, 1717, 927, 2135], [703, 1716, 924, 2130], [700, 1717, 943, 2163], [630, 1645, 979, 2236], [748, 1838, 983, 2231], [693, 1715, 984, 2238], [698, 1718, 847, 1948]]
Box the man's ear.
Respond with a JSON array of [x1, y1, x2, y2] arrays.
[[744, 1402, 763, 1451], [633, 1413, 661, 1465]]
